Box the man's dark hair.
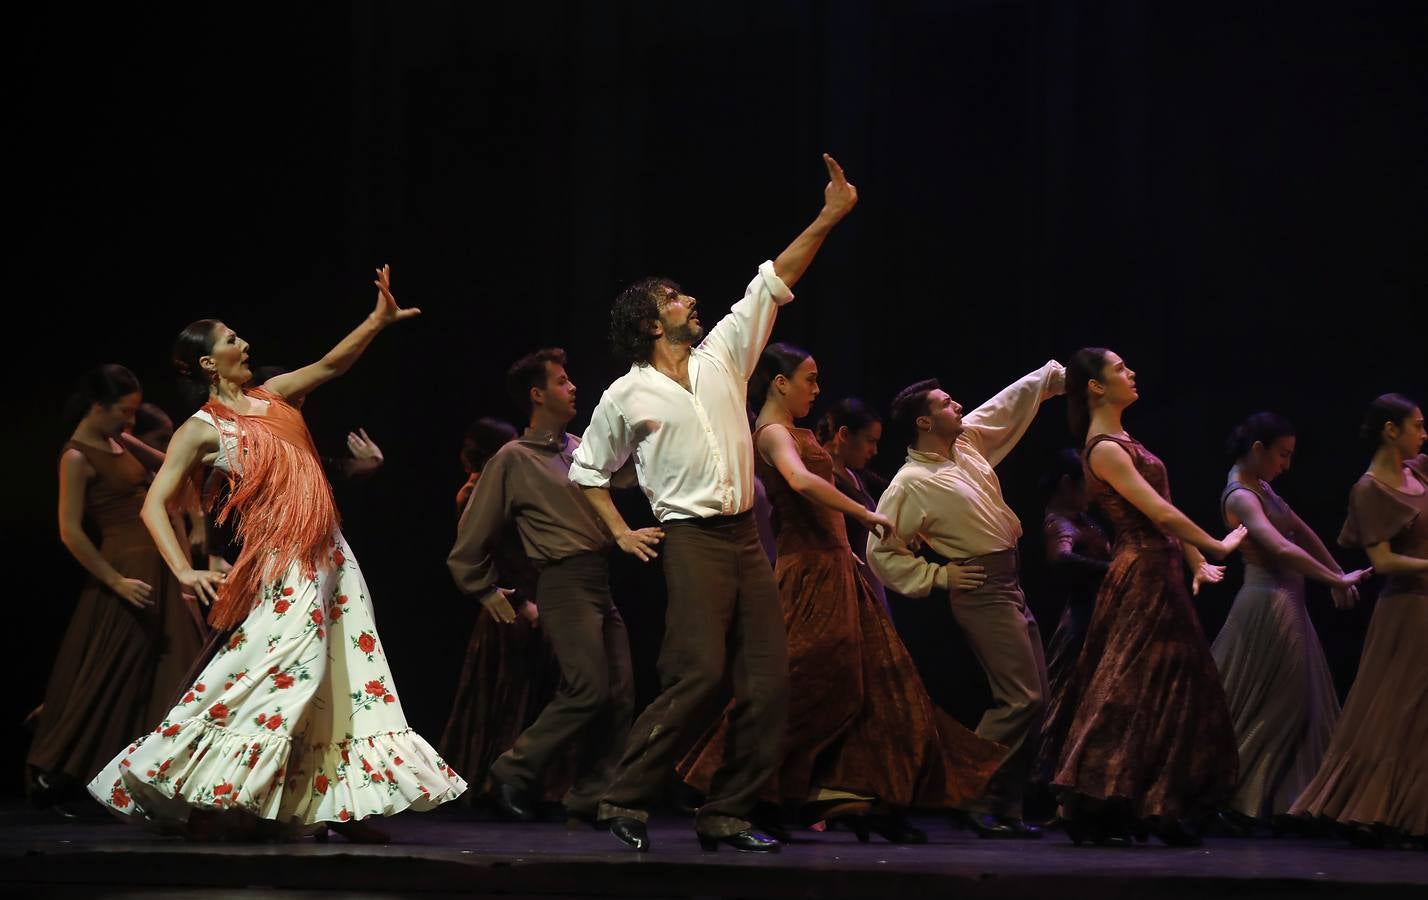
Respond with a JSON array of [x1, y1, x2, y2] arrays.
[[506, 348, 568, 419]]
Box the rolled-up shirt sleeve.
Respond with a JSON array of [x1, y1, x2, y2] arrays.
[[698, 260, 794, 382], [867, 480, 947, 598], [570, 390, 636, 488]]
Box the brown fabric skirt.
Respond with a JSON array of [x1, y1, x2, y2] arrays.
[[1289, 592, 1428, 836], [28, 548, 208, 785], [1050, 542, 1238, 822], [678, 546, 1002, 811]]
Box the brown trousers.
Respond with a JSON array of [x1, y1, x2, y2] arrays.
[[598, 512, 788, 838], [490, 552, 635, 817], [928, 547, 1048, 819]]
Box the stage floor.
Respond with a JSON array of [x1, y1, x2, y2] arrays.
[[3, 806, 1424, 899]]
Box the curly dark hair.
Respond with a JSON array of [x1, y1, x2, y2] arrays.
[[609, 277, 680, 367]]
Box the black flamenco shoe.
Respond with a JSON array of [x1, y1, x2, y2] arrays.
[[697, 829, 780, 853], [838, 813, 928, 844], [966, 814, 1043, 839], [1153, 820, 1203, 848], [490, 779, 538, 823], [607, 816, 651, 852], [1063, 816, 1132, 847], [1216, 809, 1257, 838]]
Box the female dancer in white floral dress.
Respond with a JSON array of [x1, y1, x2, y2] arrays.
[[87, 266, 466, 840]]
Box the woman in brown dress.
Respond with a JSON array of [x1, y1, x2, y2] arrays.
[[817, 398, 890, 611], [28, 365, 207, 810], [441, 417, 579, 813], [1048, 348, 1246, 846], [1211, 413, 1370, 832], [679, 344, 1003, 842], [1290, 393, 1428, 848]]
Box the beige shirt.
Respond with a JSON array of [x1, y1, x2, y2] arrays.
[[448, 430, 611, 602], [868, 361, 1066, 597], [569, 261, 794, 522]]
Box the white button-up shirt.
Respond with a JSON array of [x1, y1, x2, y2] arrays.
[[869, 361, 1066, 597], [570, 261, 793, 522]]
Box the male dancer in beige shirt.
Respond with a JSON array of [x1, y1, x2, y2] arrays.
[[870, 361, 1065, 838]]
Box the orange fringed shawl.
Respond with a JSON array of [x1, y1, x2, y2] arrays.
[[203, 388, 340, 631]]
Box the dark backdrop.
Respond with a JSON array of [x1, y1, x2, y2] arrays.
[[9, 1, 1424, 798]]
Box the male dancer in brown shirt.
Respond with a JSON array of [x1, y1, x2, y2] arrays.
[[448, 348, 660, 824]]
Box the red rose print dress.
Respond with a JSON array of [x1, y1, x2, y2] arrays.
[[88, 389, 465, 830]]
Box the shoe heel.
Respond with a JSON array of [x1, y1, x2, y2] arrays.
[[698, 834, 719, 852], [853, 820, 871, 843]]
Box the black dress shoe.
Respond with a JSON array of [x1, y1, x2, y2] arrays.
[[608, 817, 651, 852], [491, 780, 537, 823], [968, 814, 1043, 839], [698, 829, 780, 853]]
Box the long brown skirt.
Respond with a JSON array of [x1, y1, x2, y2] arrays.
[[678, 547, 1002, 811], [1050, 542, 1238, 822], [1289, 592, 1428, 836], [28, 546, 207, 785]]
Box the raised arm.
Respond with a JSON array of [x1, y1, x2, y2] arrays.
[[1088, 440, 1246, 559], [772, 154, 859, 289], [139, 418, 228, 605], [961, 361, 1066, 466], [264, 265, 420, 403], [699, 156, 858, 382], [758, 424, 890, 539]]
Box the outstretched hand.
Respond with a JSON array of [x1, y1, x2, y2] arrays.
[[1191, 561, 1226, 597], [370, 265, 422, 326], [820, 154, 858, 223]]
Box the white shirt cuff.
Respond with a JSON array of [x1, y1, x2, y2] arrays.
[[757, 260, 795, 307], [568, 459, 612, 488]]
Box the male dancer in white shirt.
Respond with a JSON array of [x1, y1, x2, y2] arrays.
[[569, 154, 858, 853], [869, 362, 1066, 838]]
